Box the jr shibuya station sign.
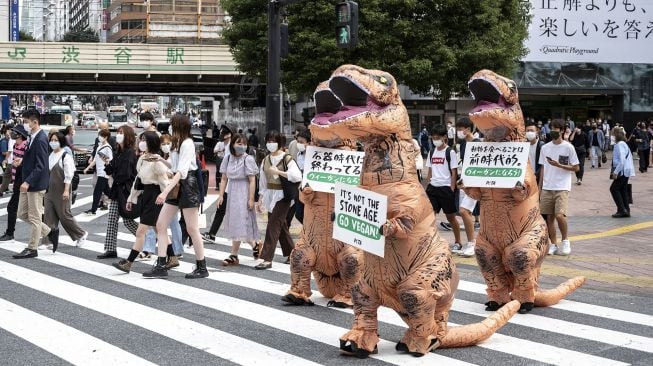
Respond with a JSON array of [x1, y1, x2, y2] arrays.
[[522, 0, 653, 63]]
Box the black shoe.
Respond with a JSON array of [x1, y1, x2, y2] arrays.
[[12, 248, 37, 259], [201, 232, 215, 242], [612, 212, 630, 218], [48, 228, 60, 253], [84, 210, 96, 215], [99, 205, 108, 211], [143, 257, 168, 278], [0, 233, 14, 242], [518, 302, 535, 314], [97, 250, 117, 259], [185, 259, 209, 278]]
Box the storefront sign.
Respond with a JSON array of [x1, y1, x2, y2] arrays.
[[523, 0, 653, 63], [301, 146, 364, 193], [461, 142, 530, 188], [333, 183, 387, 257], [10, 0, 20, 42]]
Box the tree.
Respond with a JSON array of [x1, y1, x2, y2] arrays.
[[62, 28, 100, 43], [18, 30, 36, 42], [221, 0, 530, 99]]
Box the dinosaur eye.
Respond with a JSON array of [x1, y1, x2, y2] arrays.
[[378, 76, 388, 85], [507, 81, 516, 90]]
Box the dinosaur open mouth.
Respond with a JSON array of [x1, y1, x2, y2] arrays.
[[468, 77, 510, 115], [312, 76, 389, 126]]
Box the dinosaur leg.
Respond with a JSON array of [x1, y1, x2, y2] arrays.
[[339, 280, 380, 358], [329, 244, 362, 308], [504, 233, 546, 313], [475, 235, 513, 310], [282, 239, 316, 306]]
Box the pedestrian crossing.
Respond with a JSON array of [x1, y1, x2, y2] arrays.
[[0, 193, 651, 365]]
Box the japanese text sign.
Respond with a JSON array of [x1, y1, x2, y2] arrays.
[[461, 142, 531, 188], [333, 183, 387, 257], [302, 146, 364, 193], [522, 0, 653, 63]]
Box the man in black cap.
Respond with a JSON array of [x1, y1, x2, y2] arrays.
[[0, 124, 29, 242]]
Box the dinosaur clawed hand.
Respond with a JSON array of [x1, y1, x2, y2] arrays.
[[484, 301, 506, 311], [395, 335, 440, 357], [281, 292, 314, 306], [339, 330, 380, 359], [326, 293, 353, 308]]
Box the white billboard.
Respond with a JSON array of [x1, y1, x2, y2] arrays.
[[523, 0, 653, 63]]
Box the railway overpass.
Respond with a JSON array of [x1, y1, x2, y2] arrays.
[[0, 42, 243, 95]]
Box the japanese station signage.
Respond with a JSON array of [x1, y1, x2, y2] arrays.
[[0, 42, 238, 75], [461, 142, 531, 189], [522, 0, 653, 63], [301, 146, 365, 193]]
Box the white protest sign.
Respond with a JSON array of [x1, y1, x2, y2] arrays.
[[301, 146, 365, 193], [461, 142, 531, 188], [333, 183, 387, 257]]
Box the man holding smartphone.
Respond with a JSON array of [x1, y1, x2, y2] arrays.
[[538, 119, 580, 256]]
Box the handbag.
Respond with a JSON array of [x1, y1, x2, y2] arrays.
[[278, 154, 299, 201], [601, 151, 608, 164], [118, 178, 142, 220]]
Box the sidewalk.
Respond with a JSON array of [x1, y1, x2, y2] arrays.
[[204, 152, 653, 295]]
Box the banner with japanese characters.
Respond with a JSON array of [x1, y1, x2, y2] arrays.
[[461, 142, 531, 188], [333, 183, 387, 257], [522, 0, 653, 63], [301, 146, 364, 193]]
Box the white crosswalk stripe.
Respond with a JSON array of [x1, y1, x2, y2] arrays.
[[0, 191, 650, 365]]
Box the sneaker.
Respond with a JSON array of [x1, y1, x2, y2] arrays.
[[473, 222, 481, 230], [165, 256, 180, 269], [112, 259, 132, 273], [201, 232, 215, 242], [99, 204, 108, 211], [555, 240, 571, 256], [84, 210, 96, 216], [548, 244, 557, 255], [142, 264, 168, 278], [76, 232, 88, 248], [449, 242, 463, 253], [0, 233, 14, 242], [460, 242, 476, 257], [439, 222, 452, 231]]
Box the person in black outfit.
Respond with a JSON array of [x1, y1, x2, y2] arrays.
[[569, 126, 589, 185], [0, 125, 28, 242], [633, 122, 651, 173]]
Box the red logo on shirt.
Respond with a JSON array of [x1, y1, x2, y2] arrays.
[[431, 157, 445, 165]]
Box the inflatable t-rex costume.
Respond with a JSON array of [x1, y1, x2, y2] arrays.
[[465, 69, 585, 314], [310, 65, 520, 358], [282, 82, 363, 308]]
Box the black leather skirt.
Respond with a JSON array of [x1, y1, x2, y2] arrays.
[[165, 170, 201, 209]]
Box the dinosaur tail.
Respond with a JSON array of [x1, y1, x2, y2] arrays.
[[439, 300, 520, 348], [534, 276, 586, 307]]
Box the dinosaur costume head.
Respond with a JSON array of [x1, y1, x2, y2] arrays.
[[311, 65, 411, 146], [468, 70, 525, 142]]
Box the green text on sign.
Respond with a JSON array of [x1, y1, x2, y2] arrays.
[[465, 167, 522, 178], [307, 172, 360, 185], [337, 214, 381, 240]]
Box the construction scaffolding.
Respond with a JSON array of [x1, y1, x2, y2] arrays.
[[146, 0, 226, 44]]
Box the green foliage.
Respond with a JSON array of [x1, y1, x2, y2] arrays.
[[221, 0, 530, 99], [61, 28, 100, 43], [18, 30, 36, 42]]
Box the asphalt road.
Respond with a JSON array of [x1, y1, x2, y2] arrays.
[[0, 183, 651, 365]]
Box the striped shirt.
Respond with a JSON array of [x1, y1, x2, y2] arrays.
[[12, 140, 27, 183]]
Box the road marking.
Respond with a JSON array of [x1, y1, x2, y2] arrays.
[[569, 221, 653, 242], [0, 253, 322, 366], [0, 194, 91, 218]]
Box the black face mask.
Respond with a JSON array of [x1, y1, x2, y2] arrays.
[[550, 131, 561, 140]]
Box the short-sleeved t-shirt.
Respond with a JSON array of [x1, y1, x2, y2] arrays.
[[428, 147, 458, 187], [539, 141, 579, 191]]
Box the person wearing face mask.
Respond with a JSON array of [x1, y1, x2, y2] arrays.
[[139, 111, 155, 131], [41, 132, 88, 250], [113, 132, 171, 273], [0, 125, 14, 195], [12, 110, 56, 259], [212, 128, 232, 190], [425, 124, 462, 251], [446, 121, 456, 143], [633, 122, 650, 173], [288, 125, 305, 161], [0, 125, 29, 243], [587, 123, 605, 169], [217, 133, 261, 266], [454, 117, 480, 257], [84, 129, 113, 215], [289, 129, 311, 224], [538, 119, 580, 256], [569, 124, 588, 185], [89, 121, 115, 210], [255, 130, 302, 270], [525, 121, 545, 182], [202, 129, 232, 242]]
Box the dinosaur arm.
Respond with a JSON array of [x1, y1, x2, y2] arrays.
[[382, 215, 416, 239], [463, 186, 482, 201]]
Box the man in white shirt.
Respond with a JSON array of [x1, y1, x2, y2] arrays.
[[525, 121, 544, 182], [538, 119, 580, 256]]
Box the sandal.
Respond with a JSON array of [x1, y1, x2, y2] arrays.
[[252, 241, 262, 260], [222, 254, 239, 266], [254, 261, 272, 270]]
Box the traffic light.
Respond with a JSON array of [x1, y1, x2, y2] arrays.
[[336, 1, 358, 48]]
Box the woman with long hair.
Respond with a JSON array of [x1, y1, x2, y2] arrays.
[[610, 128, 636, 218], [255, 130, 302, 270], [113, 132, 170, 273], [84, 129, 113, 215], [218, 133, 260, 266], [97, 125, 139, 259], [41, 132, 88, 249], [143, 115, 207, 278]]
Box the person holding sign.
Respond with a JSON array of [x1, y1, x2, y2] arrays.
[[455, 117, 481, 257], [539, 119, 580, 256], [256, 130, 302, 270], [425, 124, 462, 251]]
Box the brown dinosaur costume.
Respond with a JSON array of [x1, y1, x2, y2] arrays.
[[282, 83, 363, 308], [465, 69, 586, 314], [310, 65, 520, 358]]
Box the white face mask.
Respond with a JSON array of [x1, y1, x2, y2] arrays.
[[49, 141, 60, 150], [23, 123, 31, 134], [142, 120, 152, 128], [525, 131, 537, 141], [161, 144, 171, 154], [456, 131, 466, 140], [138, 141, 147, 152], [115, 133, 124, 144], [266, 142, 278, 153], [432, 139, 443, 148], [296, 143, 306, 152]]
